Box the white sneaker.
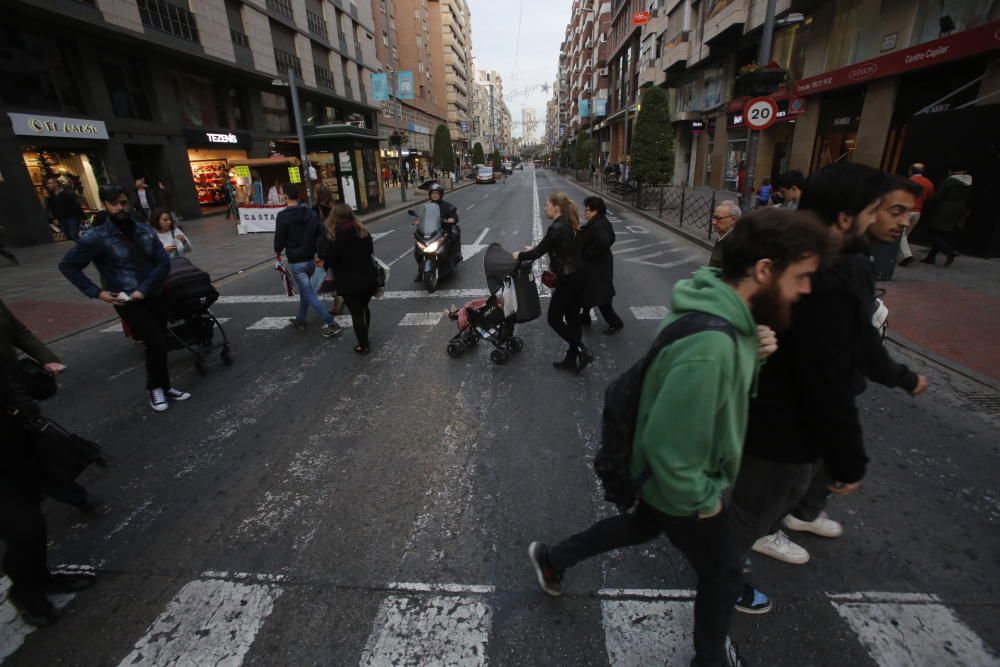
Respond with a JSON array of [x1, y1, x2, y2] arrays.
[[149, 388, 169, 412], [165, 387, 191, 402], [752, 530, 810, 565], [783, 512, 843, 538]]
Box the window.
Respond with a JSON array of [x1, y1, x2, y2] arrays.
[[824, 0, 880, 69], [383, 32, 389, 46], [702, 66, 723, 109], [172, 73, 222, 126], [261, 91, 291, 132], [0, 27, 84, 113], [266, 0, 294, 20], [137, 0, 200, 42], [911, 0, 994, 45], [102, 60, 152, 120]]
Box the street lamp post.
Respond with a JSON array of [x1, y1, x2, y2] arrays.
[[275, 69, 312, 207]]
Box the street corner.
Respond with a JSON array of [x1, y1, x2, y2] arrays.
[[7, 299, 112, 342], [882, 281, 1000, 382]]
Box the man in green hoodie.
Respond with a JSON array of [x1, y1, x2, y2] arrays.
[[528, 208, 830, 667]]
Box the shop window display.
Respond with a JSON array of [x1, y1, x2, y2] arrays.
[[190, 160, 230, 205], [21, 149, 106, 212]]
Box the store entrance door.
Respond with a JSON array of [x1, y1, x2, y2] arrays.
[[125, 144, 167, 187]]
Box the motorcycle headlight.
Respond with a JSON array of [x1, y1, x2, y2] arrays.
[[423, 239, 443, 254]]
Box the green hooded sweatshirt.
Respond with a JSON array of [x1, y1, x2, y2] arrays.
[[629, 268, 759, 517]]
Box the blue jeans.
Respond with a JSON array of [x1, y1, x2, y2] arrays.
[[59, 217, 80, 241], [290, 262, 333, 325]]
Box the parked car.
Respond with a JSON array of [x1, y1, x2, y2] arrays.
[[476, 166, 496, 184]]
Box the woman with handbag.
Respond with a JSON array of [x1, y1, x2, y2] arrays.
[[322, 203, 378, 355], [514, 192, 594, 372], [151, 208, 192, 258]]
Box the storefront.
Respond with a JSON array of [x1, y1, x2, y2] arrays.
[[809, 90, 864, 170], [183, 128, 252, 211], [293, 126, 386, 215], [725, 95, 804, 184], [230, 156, 300, 233], [8, 112, 110, 229]]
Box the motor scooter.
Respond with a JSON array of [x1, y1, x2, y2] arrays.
[[410, 203, 460, 293]]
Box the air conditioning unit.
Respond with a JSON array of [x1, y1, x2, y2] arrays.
[[597, 67, 609, 76]]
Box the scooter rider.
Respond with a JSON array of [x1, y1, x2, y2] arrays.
[[414, 184, 462, 281]]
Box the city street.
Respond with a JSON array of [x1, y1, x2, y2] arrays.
[[2, 168, 998, 666]]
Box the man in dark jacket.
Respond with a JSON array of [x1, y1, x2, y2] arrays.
[[274, 185, 342, 337], [1, 300, 95, 627], [728, 164, 928, 613], [578, 196, 623, 334], [921, 167, 973, 266], [46, 177, 84, 241], [709, 200, 741, 269], [414, 184, 461, 281], [59, 184, 190, 412]]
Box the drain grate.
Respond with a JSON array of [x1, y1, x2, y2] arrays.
[[957, 392, 1000, 416]]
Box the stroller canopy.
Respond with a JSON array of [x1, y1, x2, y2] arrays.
[[484, 242, 519, 293]]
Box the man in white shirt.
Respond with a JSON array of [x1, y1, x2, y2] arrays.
[[133, 178, 156, 221], [709, 200, 741, 268]]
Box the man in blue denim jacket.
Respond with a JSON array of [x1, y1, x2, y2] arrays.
[[59, 185, 191, 412]]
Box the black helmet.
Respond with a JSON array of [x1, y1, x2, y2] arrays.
[[428, 183, 445, 198]]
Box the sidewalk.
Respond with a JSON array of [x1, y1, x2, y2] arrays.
[[566, 174, 1000, 387], [0, 181, 470, 343]]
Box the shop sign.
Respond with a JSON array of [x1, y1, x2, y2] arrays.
[[793, 19, 1000, 97], [183, 128, 251, 148], [632, 11, 650, 26], [593, 98, 607, 116], [8, 112, 108, 140], [690, 120, 705, 134], [288, 166, 302, 183], [788, 97, 807, 115], [234, 165, 251, 178], [238, 207, 283, 234]]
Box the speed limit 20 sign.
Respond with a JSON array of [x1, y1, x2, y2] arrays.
[[743, 97, 778, 131]]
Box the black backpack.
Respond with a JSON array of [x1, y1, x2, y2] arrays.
[[595, 312, 737, 512]]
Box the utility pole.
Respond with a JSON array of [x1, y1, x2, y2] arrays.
[[741, 0, 777, 208], [385, 0, 406, 202], [287, 68, 312, 207]]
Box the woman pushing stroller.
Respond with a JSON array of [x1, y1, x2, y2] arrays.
[[514, 192, 594, 373]]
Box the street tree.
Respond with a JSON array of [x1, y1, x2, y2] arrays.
[[631, 86, 675, 185], [432, 124, 452, 176], [472, 142, 485, 165], [574, 135, 595, 170], [492, 149, 503, 170]]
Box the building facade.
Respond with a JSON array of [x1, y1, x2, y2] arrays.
[[1, 0, 387, 245], [430, 0, 473, 157]]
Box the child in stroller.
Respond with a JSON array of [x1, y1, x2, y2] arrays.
[[446, 242, 540, 365]]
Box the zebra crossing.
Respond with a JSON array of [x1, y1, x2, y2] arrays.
[[3, 570, 997, 666]]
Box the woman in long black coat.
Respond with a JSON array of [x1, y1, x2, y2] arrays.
[[578, 196, 624, 334], [322, 203, 378, 354]]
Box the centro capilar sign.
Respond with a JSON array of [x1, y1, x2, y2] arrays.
[[8, 113, 109, 140]]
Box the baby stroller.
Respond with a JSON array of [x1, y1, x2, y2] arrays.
[[447, 243, 541, 365], [163, 257, 232, 374]]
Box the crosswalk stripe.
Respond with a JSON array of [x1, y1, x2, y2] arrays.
[[398, 312, 444, 326], [360, 592, 493, 667], [601, 598, 694, 667], [117, 579, 281, 667], [100, 318, 231, 333], [828, 592, 1000, 667], [630, 306, 669, 320], [1, 577, 77, 662]]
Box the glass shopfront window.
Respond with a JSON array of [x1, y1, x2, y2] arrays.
[[911, 0, 996, 46], [724, 130, 748, 192], [0, 27, 84, 113], [21, 148, 108, 212]]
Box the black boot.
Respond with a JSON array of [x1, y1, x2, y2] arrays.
[[553, 347, 578, 370], [9, 591, 59, 627], [576, 344, 594, 373]]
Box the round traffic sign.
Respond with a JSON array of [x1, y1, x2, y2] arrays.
[[744, 97, 778, 131]]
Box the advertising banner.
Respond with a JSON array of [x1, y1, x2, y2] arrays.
[[371, 73, 390, 101], [238, 207, 284, 234], [593, 98, 607, 116], [579, 99, 590, 118], [397, 71, 415, 100]]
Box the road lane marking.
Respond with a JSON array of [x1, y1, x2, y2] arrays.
[[218, 288, 551, 305], [612, 242, 678, 256], [398, 312, 444, 326], [118, 579, 281, 667], [371, 231, 395, 241], [828, 592, 1000, 667], [247, 316, 351, 330], [625, 225, 649, 234], [598, 588, 695, 599], [631, 306, 669, 320], [387, 247, 413, 268], [625, 253, 704, 269], [388, 582, 495, 595], [530, 168, 550, 296], [602, 598, 694, 667], [360, 593, 492, 667], [465, 204, 476, 211]]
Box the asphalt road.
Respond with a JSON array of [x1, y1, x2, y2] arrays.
[[2, 168, 998, 666]]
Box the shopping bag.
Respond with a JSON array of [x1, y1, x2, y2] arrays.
[[26, 416, 111, 487], [513, 265, 541, 323], [372, 256, 390, 298], [501, 276, 518, 318]]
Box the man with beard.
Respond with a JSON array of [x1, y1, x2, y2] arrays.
[[729, 164, 928, 612], [60, 185, 190, 412], [528, 209, 829, 667]]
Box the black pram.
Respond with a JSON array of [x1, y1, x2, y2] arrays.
[[163, 257, 232, 374], [446, 242, 541, 365]]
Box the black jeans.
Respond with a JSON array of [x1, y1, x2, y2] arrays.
[[115, 295, 171, 390], [548, 271, 586, 355], [343, 293, 372, 348], [548, 501, 743, 667], [581, 303, 624, 328], [0, 479, 49, 603], [926, 230, 958, 260], [790, 464, 835, 522], [729, 454, 815, 558]]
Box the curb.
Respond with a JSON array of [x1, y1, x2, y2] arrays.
[[44, 181, 477, 345]]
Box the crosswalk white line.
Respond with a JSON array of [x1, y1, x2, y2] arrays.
[[631, 306, 669, 320], [625, 253, 704, 269], [829, 592, 1000, 667], [117, 579, 281, 667], [601, 598, 694, 667], [2, 576, 78, 662], [246, 316, 353, 331], [360, 593, 493, 667], [613, 243, 683, 257], [398, 312, 444, 326], [100, 318, 231, 333]]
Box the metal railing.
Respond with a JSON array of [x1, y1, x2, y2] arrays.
[[592, 177, 724, 241], [314, 65, 336, 90], [230, 29, 249, 48], [274, 48, 302, 77], [266, 0, 294, 20], [137, 0, 199, 42], [306, 9, 328, 40]]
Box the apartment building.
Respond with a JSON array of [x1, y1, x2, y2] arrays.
[[645, 0, 999, 253], [474, 68, 508, 154], [371, 0, 447, 178], [1, 0, 385, 244], [430, 0, 473, 156]]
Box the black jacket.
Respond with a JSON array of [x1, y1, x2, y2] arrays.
[[433, 199, 459, 225], [274, 204, 323, 263], [132, 187, 157, 218], [708, 233, 730, 269], [519, 216, 584, 276], [1, 299, 59, 417], [579, 214, 616, 306], [47, 190, 84, 221], [322, 224, 377, 297], [743, 252, 917, 484], [923, 175, 973, 233]]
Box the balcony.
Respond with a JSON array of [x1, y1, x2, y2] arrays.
[[662, 32, 690, 71], [274, 48, 302, 77], [306, 9, 328, 40], [702, 0, 749, 46], [314, 65, 336, 90], [230, 28, 249, 48], [137, 0, 199, 42], [266, 0, 294, 21]]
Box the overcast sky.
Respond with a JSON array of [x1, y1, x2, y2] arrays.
[[466, 0, 571, 142]]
